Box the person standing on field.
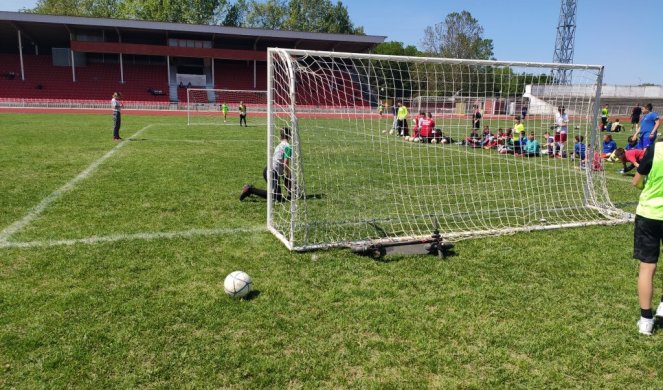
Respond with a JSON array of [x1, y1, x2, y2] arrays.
[[632, 103, 643, 132], [221, 102, 229, 123], [239, 101, 247, 127], [632, 140, 663, 335], [634, 103, 660, 150], [601, 104, 609, 130], [554, 106, 569, 157], [111, 92, 123, 141], [472, 105, 482, 130], [396, 101, 409, 137]]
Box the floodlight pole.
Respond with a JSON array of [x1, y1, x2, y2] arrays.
[[551, 0, 577, 84]]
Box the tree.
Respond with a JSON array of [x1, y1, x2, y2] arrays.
[[117, 0, 224, 24], [29, 0, 121, 17], [245, 0, 287, 29], [245, 0, 362, 34], [373, 41, 419, 57], [421, 11, 494, 60], [30, 0, 226, 24], [218, 0, 246, 26]]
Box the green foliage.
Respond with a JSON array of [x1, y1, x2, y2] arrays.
[[244, 0, 287, 29], [29, 0, 122, 17], [219, 0, 246, 26], [245, 0, 362, 34], [373, 41, 419, 57], [422, 10, 494, 60], [28, 0, 363, 33]]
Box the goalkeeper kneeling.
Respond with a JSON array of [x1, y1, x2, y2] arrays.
[[240, 127, 292, 202]]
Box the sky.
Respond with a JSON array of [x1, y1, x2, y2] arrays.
[[1, 0, 659, 85]]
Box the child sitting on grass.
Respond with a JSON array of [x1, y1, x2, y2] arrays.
[[518, 131, 541, 157], [602, 134, 618, 159], [572, 135, 586, 161], [543, 131, 556, 157], [463, 128, 482, 147]]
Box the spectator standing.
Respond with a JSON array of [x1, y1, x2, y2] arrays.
[[634, 104, 660, 150], [239, 101, 247, 127], [601, 104, 609, 130], [472, 105, 482, 130], [631, 103, 643, 132], [111, 92, 123, 141], [554, 106, 569, 157]]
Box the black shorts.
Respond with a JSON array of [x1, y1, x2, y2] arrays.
[[631, 117, 640, 124], [634, 214, 663, 263]]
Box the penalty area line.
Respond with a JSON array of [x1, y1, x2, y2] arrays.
[[0, 226, 266, 249], [0, 124, 153, 244]]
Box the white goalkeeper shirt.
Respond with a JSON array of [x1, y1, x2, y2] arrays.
[[272, 140, 292, 176]]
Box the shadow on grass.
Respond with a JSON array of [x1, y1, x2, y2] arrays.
[[243, 290, 261, 301]]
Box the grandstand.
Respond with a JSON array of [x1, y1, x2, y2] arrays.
[[524, 84, 663, 118], [0, 11, 384, 109]]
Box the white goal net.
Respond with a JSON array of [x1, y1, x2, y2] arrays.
[[267, 48, 630, 251], [186, 88, 267, 125]]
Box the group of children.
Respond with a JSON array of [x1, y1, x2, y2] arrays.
[[461, 116, 544, 157]]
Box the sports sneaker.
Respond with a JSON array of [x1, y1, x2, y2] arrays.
[[637, 318, 654, 335], [239, 184, 253, 201], [655, 303, 663, 318]]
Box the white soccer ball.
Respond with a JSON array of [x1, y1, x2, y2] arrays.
[[431, 138, 438, 144], [382, 130, 387, 134], [224, 271, 253, 299], [389, 129, 395, 135], [414, 137, 420, 143]]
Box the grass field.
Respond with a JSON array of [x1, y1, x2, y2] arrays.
[[2, 112, 663, 388]]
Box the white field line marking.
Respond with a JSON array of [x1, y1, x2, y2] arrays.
[[0, 124, 153, 243], [0, 226, 265, 249]]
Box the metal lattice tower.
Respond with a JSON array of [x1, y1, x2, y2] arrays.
[[552, 0, 577, 84]]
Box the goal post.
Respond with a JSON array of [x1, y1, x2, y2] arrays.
[[267, 48, 631, 251], [186, 88, 268, 125]]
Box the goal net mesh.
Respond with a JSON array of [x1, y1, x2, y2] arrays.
[[267, 48, 629, 251], [187, 88, 267, 125]]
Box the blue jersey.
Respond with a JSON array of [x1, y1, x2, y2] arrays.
[[574, 143, 586, 160], [603, 140, 617, 154], [641, 112, 660, 135]]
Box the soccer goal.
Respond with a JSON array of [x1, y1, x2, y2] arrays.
[[186, 88, 268, 125], [267, 48, 631, 251]]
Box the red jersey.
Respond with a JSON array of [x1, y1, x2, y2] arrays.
[[626, 149, 646, 165], [419, 118, 433, 137]]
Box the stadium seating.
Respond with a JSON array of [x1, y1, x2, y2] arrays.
[[0, 54, 169, 103], [213, 60, 267, 90]]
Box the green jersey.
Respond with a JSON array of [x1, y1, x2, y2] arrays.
[[221, 103, 229, 113], [397, 105, 408, 120], [637, 143, 663, 220]]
